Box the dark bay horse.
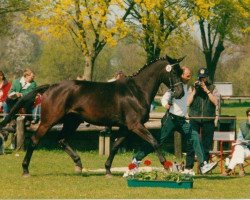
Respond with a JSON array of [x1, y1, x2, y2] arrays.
[[0, 55, 184, 177]]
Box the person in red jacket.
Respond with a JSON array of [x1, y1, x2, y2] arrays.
[[0, 71, 11, 114]]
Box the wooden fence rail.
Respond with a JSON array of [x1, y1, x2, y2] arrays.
[[221, 96, 250, 104]]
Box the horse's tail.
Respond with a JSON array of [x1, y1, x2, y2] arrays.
[[0, 84, 50, 129]]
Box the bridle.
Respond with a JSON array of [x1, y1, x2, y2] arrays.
[[168, 63, 183, 93]]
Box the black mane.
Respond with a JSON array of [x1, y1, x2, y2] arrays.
[[129, 56, 170, 77]]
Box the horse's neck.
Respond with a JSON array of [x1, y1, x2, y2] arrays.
[[133, 65, 162, 105]]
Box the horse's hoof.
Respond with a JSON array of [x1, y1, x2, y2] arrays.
[[81, 168, 88, 173], [75, 166, 82, 174], [22, 173, 30, 178], [105, 173, 113, 178]]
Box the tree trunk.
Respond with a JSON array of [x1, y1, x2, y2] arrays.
[[199, 19, 225, 83], [204, 40, 224, 83], [210, 40, 224, 82], [83, 55, 93, 81]]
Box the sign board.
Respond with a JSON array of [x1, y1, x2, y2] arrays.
[[214, 82, 233, 96], [213, 131, 235, 141]]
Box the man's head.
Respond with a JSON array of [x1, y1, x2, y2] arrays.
[[23, 68, 35, 83], [197, 67, 209, 83], [181, 66, 191, 84], [115, 71, 125, 80]]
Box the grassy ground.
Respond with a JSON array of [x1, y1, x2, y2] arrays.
[[0, 150, 249, 199], [1, 103, 250, 199], [220, 102, 250, 129]]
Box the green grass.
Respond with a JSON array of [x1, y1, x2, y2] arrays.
[[220, 104, 249, 130], [0, 150, 249, 199]]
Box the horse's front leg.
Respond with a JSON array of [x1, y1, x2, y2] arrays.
[[105, 136, 126, 176], [130, 123, 166, 166], [59, 118, 82, 173], [58, 139, 82, 173]]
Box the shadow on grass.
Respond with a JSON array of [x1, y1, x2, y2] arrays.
[[3, 149, 15, 154], [194, 174, 240, 180], [21, 170, 250, 181], [30, 171, 124, 178]]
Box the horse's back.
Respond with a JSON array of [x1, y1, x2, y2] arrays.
[[41, 80, 131, 126]]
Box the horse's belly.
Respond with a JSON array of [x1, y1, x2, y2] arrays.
[[81, 110, 121, 126]]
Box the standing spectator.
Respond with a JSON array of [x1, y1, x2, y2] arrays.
[[222, 108, 250, 177], [0, 71, 11, 114], [187, 67, 220, 163], [3, 68, 37, 126], [0, 70, 11, 153], [126, 67, 217, 176], [108, 71, 125, 82]]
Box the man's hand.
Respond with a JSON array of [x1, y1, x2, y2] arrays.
[[191, 86, 196, 95], [200, 81, 210, 93], [233, 140, 249, 146], [214, 115, 219, 127], [165, 104, 171, 110], [16, 93, 22, 98]]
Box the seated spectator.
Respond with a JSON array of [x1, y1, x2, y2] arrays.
[[222, 108, 250, 177], [0, 71, 11, 114], [31, 94, 42, 124], [3, 68, 37, 126]]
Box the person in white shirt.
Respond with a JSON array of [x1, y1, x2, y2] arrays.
[[222, 108, 250, 177], [132, 66, 217, 175]]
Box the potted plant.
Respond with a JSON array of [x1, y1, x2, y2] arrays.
[[125, 160, 194, 189]]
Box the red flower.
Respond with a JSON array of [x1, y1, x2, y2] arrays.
[[143, 159, 152, 166], [163, 161, 173, 168], [128, 163, 137, 170]]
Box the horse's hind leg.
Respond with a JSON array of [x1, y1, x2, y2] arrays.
[[58, 116, 82, 173], [105, 136, 126, 176], [22, 124, 51, 177], [105, 127, 128, 176]]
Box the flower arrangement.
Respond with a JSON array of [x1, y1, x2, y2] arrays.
[[125, 159, 193, 183]]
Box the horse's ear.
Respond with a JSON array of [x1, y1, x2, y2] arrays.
[[176, 56, 186, 63], [165, 55, 175, 64]]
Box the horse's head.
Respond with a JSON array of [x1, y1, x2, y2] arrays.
[[161, 55, 185, 99]]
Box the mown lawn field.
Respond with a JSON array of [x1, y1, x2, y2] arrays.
[[0, 150, 249, 199], [0, 103, 249, 199]]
